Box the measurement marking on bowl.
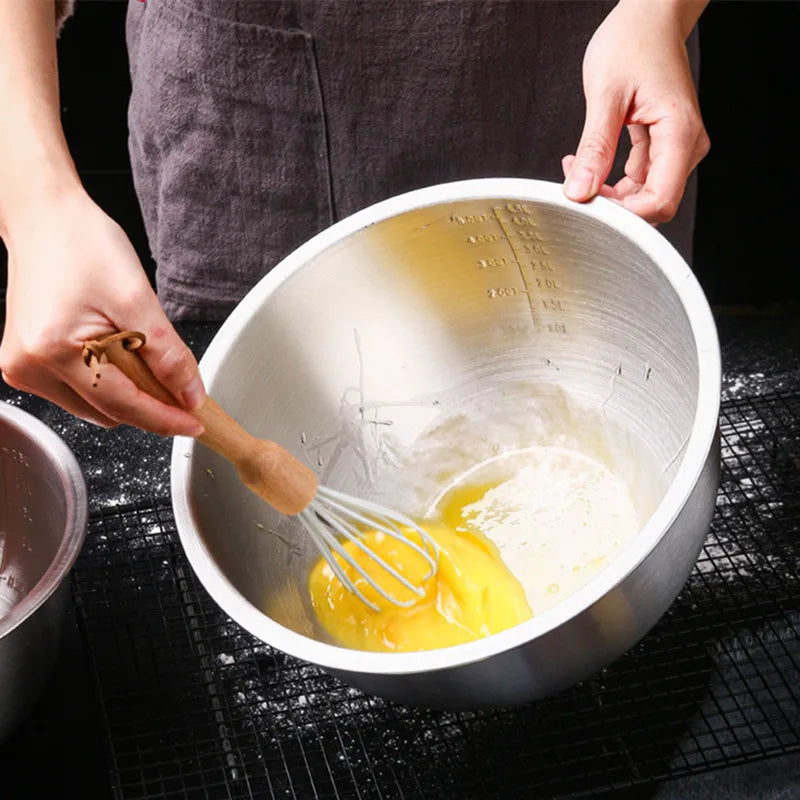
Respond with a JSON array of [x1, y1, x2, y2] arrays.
[[492, 206, 539, 330], [0, 572, 26, 599]]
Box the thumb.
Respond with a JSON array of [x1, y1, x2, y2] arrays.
[[114, 291, 206, 411], [564, 92, 627, 202]]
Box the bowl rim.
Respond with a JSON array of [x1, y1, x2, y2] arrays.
[[0, 402, 88, 640], [171, 177, 721, 675]]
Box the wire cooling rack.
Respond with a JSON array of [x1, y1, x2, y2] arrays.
[[71, 391, 800, 800]]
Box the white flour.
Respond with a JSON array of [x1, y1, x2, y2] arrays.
[[452, 446, 641, 614]]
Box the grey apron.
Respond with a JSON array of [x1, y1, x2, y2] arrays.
[[126, 0, 699, 321]]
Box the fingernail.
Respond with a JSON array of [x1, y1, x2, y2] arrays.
[[188, 422, 205, 438], [564, 166, 595, 200], [181, 375, 206, 410]]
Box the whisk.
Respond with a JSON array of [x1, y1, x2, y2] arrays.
[[82, 331, 438, 611]]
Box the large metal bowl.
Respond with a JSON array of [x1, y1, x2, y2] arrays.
[[0, 402, 87, 739], [172, 179, 720, 707]]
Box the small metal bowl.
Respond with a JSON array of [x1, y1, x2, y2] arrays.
[[0, 402, 87, 740]]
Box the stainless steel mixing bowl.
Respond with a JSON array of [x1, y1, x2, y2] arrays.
[[172, 178, 720, 707], [0, 402, 87, 739]]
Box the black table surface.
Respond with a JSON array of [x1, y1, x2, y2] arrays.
[[0, 311, 797, 800]]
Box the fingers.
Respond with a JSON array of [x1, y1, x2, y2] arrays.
[[1, 342, 205, 436], [563, 89, 627, 203], [563, 125, 649, 201], [62, 359, 206, 437], [610, 127, 650, 202], [1, 197, 208, 436], [2, 370, 118, 428], [563, 117, 709, 225], [0, 308, 205, 437], [621, 114, 709, 223], [623, 124, 650, 185], [562, 154, 622, 203], [109, 289, 206, 411]]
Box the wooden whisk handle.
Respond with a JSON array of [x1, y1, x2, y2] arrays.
[[82, 331, 318, 515]]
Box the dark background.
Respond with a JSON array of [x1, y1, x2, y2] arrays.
[[1, 0, 799, 312]]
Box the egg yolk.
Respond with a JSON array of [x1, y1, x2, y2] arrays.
[[308, 485, 532, 653]]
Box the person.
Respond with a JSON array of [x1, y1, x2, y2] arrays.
[[0, 0, 709, 439]]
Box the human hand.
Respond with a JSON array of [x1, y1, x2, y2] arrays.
[[562, 0, 710, 223], [0, 188, 206, 435]]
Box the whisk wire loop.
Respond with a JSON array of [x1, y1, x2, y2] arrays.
[[315, 487, 439, 574], [302, 508, 419, 610], [320, 507, 426, 601], [304, 486, 441, 610], [299, 509, 383, 611]]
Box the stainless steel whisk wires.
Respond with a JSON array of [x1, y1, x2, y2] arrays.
[[300, 486, 440, 611]]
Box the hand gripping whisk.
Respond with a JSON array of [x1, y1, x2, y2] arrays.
[[82, 331, 439, 610]]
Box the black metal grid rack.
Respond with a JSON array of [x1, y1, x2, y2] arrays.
[[71, 391, 800, 799]]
